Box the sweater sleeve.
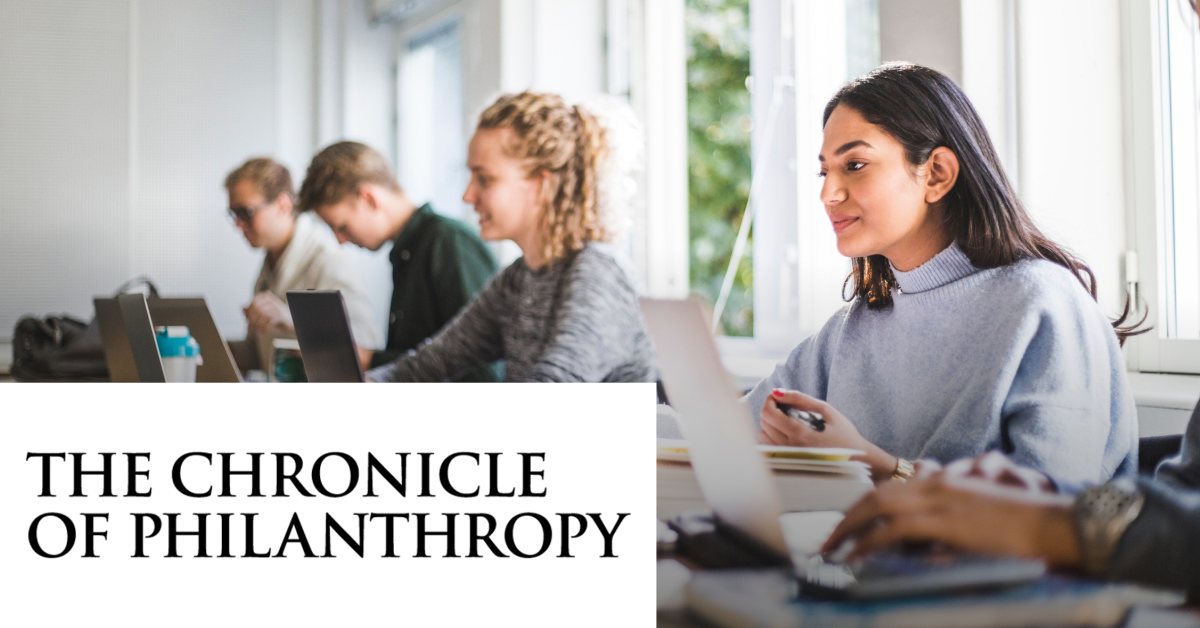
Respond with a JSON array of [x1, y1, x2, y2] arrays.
[[365, 271, 506, 383], [998, 299, 1138, 492], [524, 251, 649, 382], [1155, 402, 1200, 489], [1108, 477, 1200, 603], [740, 306, 848, 430]]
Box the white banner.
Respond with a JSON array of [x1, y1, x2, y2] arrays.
[[0, 383, 657, 626]]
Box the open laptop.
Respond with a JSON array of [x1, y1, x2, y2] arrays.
[[287, 290, 365, 383], [95, 296, 242, 383], [640, 298, 1046, 600], [102, 293, 167, 383], [94, 296, 141, 382], [146, 298, 242, 383]]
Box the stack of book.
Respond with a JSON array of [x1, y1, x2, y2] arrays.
[[657, 438, 874, 519]]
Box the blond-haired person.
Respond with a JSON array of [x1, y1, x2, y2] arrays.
[[298, 141, 501, 381], [224, 157, 382, 371], [366, 92, 655, 383]]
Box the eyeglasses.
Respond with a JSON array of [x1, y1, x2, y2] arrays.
[[227, 200, 271, 224]]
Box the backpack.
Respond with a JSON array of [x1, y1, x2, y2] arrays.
[[10, 277, 158, 382]]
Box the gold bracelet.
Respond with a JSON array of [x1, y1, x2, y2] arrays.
[[892, 458, 915, 482]]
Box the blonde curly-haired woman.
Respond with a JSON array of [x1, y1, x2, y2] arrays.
[[367, 92, 655, 383]]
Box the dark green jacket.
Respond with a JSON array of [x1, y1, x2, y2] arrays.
[[369, 204, 502, 381]]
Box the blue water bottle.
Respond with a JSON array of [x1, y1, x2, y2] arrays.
[[155, 326, 202, 383]]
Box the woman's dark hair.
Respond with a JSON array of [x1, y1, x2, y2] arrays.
[[823, 62, 1147, 345]]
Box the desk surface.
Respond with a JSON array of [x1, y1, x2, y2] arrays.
[[657, 512, 842, 625], [661, 558, 1200, 628], [657, 510, 1200, 627]]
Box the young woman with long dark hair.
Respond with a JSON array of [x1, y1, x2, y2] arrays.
[[744, 63, 1143, 490], [815, 4, 1200, 599]]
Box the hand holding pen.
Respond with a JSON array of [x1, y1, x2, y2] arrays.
[[778, 403, 826, 432], [760, 389, 906, 484]]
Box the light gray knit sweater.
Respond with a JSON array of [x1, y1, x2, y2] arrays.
[[366, 242, 656, 383], [743, 242, 1138, 491]]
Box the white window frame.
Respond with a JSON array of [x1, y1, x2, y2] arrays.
[[395, 17, 469, 221], [713, 0, 866, 374], [636, 0, 857, 373], [1123, 0, 1200, 374], [718, 0, 808, 361], [636, 0, 690, 299]]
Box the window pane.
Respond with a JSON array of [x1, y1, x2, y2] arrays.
[[686, 0, 753, 336], [845, 0, 880, 79], [1161, 0, 1200, 339], [399, 22, 468, 221]]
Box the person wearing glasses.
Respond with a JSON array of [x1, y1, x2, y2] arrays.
[[224, 157, 382, 372]]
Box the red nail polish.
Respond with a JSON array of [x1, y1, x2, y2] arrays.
[[772, 389, 784, 397]]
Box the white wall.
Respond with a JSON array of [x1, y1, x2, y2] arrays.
[[0, 0, 133, 338], [0, 0, 285, 340], [132, 0, 281, 333], [278, 0, 320, 177], [398, 0, 607, 142], [1016, 0, 1127, 317], [883, 0, 1128, 318], [0, 0, 398, 342], [879, 0, 963, 85], [492, 0, 606, 102], [793, 0, 855, 342], [342, 0, 398, 162], [637, 0, 689, 297], [394, 0, 614, 268], [326, 0, 397, 338], [462, 0, 504, 114], [960, 0, 1014, 177]]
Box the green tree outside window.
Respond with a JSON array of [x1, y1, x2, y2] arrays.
[[686, 0, 752, 337]]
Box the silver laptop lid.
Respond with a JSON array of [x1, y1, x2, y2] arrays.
[[96, 296, 241, 383], [116, 293, 167, 383], [146, 298, 242, 383], [287, 290, 365, 383], [94, 297, 140, 382], [640, 297, 788, 556]]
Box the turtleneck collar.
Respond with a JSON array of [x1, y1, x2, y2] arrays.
[[888, 241, 978, 294]]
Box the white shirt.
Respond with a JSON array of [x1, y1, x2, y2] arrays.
[[248, 213, 382, 368]]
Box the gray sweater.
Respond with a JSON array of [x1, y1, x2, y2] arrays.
[[366, 243, 655, 383], [743, 242, 1138, 491]]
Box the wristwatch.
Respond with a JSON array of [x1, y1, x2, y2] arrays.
[[891, 458, 915, 482], [1072, 478, 1145, 578]]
